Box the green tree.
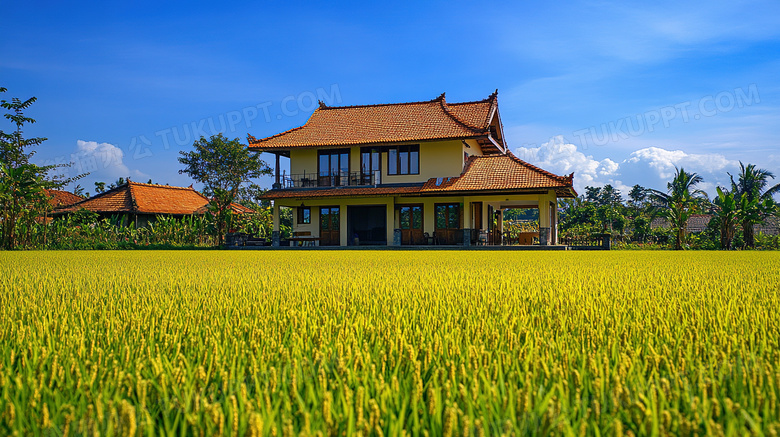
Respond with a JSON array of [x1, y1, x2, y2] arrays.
[[628, 184, 648, 207], [712, 187, 739, 250], [72, 184, 86, 198], [0, 87, 82, 249], [649, 167, 707, 250], [729, 162, 780, 248], [178, 134, 271, 245]]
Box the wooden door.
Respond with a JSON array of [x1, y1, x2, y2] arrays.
[[319, 206, 340, 246], [400, 205, 423, 245], [434, 203, 462, 245]]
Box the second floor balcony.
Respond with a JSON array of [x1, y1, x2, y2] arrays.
[[280, 170, 382, 189]]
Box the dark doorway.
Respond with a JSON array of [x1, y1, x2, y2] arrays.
[[347, 205, 387, 245]]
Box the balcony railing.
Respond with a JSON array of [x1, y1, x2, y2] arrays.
[[281, 171, 382, 189]]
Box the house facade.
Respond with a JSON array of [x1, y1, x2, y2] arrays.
[[249, 91, 576, 247]]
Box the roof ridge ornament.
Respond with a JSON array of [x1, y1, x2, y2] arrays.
[[318, 100, 327, 109]]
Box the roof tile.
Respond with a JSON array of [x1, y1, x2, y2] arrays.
[[54, 182, 251, 215], [248, 93, 498, 150], [45, 189, 83, 209]]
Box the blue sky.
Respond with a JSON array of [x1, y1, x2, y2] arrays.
[[2, 0, 779, 197]]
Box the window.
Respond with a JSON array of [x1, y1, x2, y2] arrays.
[[297, 207, 311, 224], [387, 144, 419, 175], [360, 147, 381, 184], [318, 149, 350, 186]]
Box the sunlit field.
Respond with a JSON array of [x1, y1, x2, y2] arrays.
[[1, 251, 779, 436]]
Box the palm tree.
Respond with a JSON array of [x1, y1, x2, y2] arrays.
[[650, 167, 708, 250], [713, 187, 739, 249], [729, 162, 780, 248]]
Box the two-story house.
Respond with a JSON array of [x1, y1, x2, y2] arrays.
[[248, 91, 576, 247]]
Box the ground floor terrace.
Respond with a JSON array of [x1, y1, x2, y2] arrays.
[[270, 191, 561, 247]]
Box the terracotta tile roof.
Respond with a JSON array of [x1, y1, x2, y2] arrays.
[[248, 92, 501, 151], [447, 100, 493, 131], [262, 152, 576, 200], [420, 153, 574, 195], [53, 182, 251, 216], [45, 189, 83, 209]]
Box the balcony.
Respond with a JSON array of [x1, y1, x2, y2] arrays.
[[280, 171, 382, 189]]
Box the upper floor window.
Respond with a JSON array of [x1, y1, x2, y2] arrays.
[[318, 149, 350, 186], [360, 147, 381, 184], [388, 144, 419, 175]]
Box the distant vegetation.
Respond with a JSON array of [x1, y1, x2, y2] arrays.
[[558, 166, 780, 250]]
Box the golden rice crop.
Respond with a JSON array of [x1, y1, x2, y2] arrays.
[[1, 251, 779, 436]]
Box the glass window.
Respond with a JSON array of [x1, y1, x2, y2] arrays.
[[399, 149, 409, 174], [412, 206, 422, 229], [319, 154, 329, 176], [331, 207, 339, 228], [320, 208, 330, 228], [388, 149, 397, 175], [448, 205, 460, 228], [436, 205, 447, 229], [297, 207, 311, 224], [361, 151, 370, 173], [318, 149, 350, 186], [400, 207, 411, 229], [388, 145, 419, 175], [339, 152, 349, 174]]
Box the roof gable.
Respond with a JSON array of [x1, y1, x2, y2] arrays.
[[248, 91, 505, 151], [52, 182, 244, 216]]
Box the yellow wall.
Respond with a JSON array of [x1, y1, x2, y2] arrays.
[[462, 139, 483, 162], [289, 148, 318, 177], [287, 140, 470, 183]]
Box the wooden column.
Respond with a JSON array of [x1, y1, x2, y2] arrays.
[[274, 153, 280, 186]]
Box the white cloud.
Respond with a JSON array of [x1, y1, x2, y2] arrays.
[[625, 147, 734, 180], [514, 136, 738, 196], [515, 135, 621, 191], [71, 140, 149, 183]]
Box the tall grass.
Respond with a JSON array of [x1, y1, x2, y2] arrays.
[[1, 251, 778, 436]]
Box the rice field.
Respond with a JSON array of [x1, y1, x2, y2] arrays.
[[1, 251, 779, 436]]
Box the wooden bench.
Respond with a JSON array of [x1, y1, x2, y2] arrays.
[[288, 231, 321, 247]]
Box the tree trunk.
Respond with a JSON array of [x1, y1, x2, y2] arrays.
[[675, 227, 684, 250], [720, 223, 733, 250], [742, 220, 754, 248]]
